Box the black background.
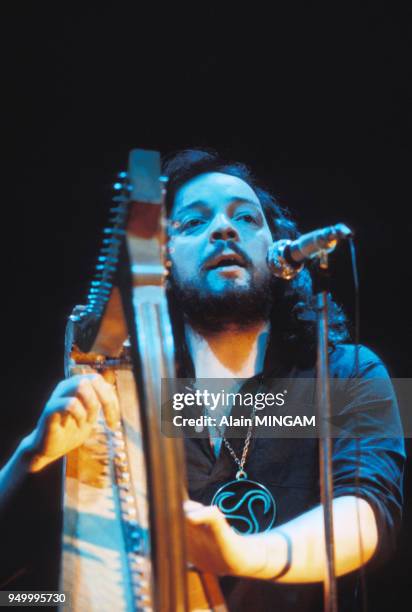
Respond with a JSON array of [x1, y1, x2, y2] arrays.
[[2, 4, 411, 609]]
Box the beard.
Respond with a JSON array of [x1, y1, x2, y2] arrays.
[[168, 271, 278, 333]]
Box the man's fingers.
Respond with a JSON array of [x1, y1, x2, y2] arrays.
[[89, 374, 120, 430], [184, 499, 206, 513], [185, 503, 226, 530], [74, 378, 101, 424], [47, 403, 65, 428], [44, 397, 89, 429], [51, 374, 120, 430], [51, 375, 93, 398], [64, 397, 89, 428]]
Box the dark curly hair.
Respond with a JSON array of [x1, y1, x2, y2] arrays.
[[162, 149, 349, 374]]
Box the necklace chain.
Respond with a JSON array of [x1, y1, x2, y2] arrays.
[[215, 405, 256, 473], [222, 425, 253, 471]]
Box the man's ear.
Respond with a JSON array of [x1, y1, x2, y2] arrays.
[[163, 247, 170, 266]]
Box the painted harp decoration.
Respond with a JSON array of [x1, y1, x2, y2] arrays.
[[61, 150, 226, 612]]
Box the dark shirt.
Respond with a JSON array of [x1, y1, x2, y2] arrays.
[[0, 344, 405, 612], [184, 344, 405, 612]]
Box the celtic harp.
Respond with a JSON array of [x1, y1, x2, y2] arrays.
[[61, 149, 226, 612]]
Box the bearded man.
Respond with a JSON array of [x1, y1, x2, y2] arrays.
[[0, 150, 405, 611]]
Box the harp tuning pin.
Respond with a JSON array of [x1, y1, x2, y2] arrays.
[[103, 227, 125, 236]]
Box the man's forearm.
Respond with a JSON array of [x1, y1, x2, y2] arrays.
[[0, 432, 36, 515], [248, 495, 378, 583]]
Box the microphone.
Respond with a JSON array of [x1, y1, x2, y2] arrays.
[[267, 222, 353, 280]]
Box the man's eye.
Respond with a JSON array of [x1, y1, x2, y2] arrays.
[[237, 214, 257, 224], [181, 218, 204, 230]]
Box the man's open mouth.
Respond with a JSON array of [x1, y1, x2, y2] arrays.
[[205, 253, 247, 270]]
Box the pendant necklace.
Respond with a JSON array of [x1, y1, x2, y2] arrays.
[[210, 410, 276, 535]]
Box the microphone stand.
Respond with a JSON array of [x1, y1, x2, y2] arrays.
[[268, 221, 353, 611], [312, 251, 338, 612]]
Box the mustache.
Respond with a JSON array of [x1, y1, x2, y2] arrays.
[[201, 241, 253, 271]]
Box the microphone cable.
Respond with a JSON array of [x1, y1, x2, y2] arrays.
[[348, 237, 368, 612]]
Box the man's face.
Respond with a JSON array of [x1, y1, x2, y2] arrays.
[[168, 172, 275, 327]]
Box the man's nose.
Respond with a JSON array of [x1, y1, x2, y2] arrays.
[[210, 215, 239, 243]]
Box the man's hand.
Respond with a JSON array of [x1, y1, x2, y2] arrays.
[[184, 499, 272, 577], [25, 374, 120, 473]]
